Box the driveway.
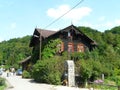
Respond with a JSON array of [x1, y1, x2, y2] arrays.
[[2, 72, 89, 90]]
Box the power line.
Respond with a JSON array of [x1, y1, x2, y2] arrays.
[[44, 0, 84, 29]]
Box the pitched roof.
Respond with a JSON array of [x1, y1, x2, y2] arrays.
[[45, 25, 97, 45], [30, 25, 97, 47], [19, 56, 31, 64], [35, 28, 56, 38]]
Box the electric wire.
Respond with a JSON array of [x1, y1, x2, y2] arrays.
[[44, 0, 84, 29]]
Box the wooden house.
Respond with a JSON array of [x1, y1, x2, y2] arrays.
[[19, 56, 31, 71], [29, 25, 97, 63], [20, 25, 97, 70]]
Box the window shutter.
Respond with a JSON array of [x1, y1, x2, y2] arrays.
[[61, 42, 64, 52], [68, 42, 74, 52], [77, 44, 84, 52]]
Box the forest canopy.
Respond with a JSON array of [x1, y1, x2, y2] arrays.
[[0, 35, 32, 68]]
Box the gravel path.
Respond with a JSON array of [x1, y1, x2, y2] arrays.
[[2, 72, 89, 90]]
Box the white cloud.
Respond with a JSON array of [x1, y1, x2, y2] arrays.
[[47, 5, 92, 22], [101, 19, 120, 30], [10, 23, 16, 29]]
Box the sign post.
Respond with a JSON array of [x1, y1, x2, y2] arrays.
[[65, 60, 75, 87]]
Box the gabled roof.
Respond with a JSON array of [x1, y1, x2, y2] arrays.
[[35, 28, 56, 38], [45, 25, 97, 45], [29, 28, 56, 47], [29, 25, 97, 47]]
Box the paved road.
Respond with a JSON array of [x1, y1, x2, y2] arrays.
[[2, 72, 89, 90]]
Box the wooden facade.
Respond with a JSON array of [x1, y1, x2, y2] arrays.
[[29, 25, 97, 62], [19, 56, 31, 70]]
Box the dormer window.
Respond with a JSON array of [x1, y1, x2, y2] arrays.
[[68, 31, 71, 37], [68, 31, 73, 41]]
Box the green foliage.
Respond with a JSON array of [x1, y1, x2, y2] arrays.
[[42, 39, 62, 59], [105, 26, 120, 34], [107, 76, 120, 85], [76, 26, 120, 86], [0, 86, 5, 90], [31, 46, 39, 64], [71, 52, 85, 61], [80, 60, 93, 80], [44, 71, 61, 85], [22, 70, 31, 78], [78, 26, 103, 43], [32, 57, 63, 85], [0, 77, 5, 86], [0, 25, 120, 86], [0, 35, 32, 69]]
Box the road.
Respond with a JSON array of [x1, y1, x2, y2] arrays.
[[2, 72, 89, 90]]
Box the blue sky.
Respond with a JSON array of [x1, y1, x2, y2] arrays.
[[0, 0, 120, 42]]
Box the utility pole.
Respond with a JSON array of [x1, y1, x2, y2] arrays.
[[33, 30, 42, 60], [39, 30, 42, 60]]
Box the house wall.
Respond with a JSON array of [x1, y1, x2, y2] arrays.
[[44, 31, 91, 53], [62, 38, 88, 53], [30, 26, 96, 62]]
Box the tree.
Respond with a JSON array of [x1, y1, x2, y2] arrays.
[[0, 35, 32, 69]]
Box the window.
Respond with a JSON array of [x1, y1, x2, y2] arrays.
[[57, 42, 64, 53], [60, 42, 64, 52], [68, 31, 73, 41], [77, 44, 84, 52], [68, 42, 74, 52]]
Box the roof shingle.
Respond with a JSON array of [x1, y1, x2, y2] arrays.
[[36, 28, 56, 38]]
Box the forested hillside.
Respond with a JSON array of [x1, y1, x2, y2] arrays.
[[105, 26, 120, 34], [78, 26, 120, 54], [0, 35, 32, 68]]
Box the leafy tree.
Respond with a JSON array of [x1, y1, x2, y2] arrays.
[[0, 35, 32, 69], [105, 26, 120, 34]]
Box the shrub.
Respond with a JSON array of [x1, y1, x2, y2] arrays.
[[0, 77, 5, 86], [22, 70, 31, 78], [32, 58, 63, 85]]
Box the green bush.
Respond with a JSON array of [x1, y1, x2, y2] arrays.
[[108, 76, 120, 85], [0, 77, 5, 86], [22, 70, 31, 78], [32, 58, 63, 85]]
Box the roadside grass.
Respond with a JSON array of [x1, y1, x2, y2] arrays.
[[0, 77, 6, 90], [0, 85, 6, 90]]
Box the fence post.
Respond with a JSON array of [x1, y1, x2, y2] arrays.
[[118, 86, 120, 90]]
